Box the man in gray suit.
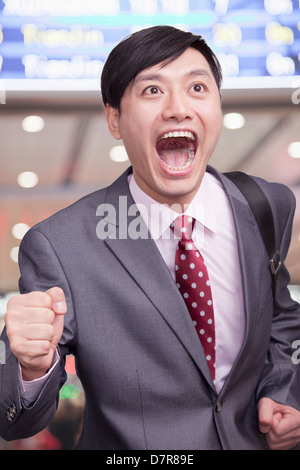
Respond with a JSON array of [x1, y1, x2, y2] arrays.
[[1, 26, 300, 450]]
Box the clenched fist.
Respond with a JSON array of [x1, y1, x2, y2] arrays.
[[4, 287, 67, 381]]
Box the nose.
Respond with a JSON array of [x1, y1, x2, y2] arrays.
[[161, 92, 194, 122]]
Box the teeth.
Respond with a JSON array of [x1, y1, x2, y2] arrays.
[[160, 131, 195, 141], [161, 149, 195, 171]]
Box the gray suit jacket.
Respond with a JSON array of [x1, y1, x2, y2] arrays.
[[1, 166, 300, 450]]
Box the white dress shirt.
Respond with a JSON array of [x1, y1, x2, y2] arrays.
[[20, 170, 245, 403], [129, 171, 245, 393]]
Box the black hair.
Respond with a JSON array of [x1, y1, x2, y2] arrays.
[[101, 25, 222, 110]]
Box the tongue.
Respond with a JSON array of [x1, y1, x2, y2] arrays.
[[159, 148, 189, 167]]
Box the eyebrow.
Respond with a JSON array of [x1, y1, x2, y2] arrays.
[[133, 68, 213, 85]]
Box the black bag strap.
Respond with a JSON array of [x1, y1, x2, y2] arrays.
[[224, 171, 281, 292]]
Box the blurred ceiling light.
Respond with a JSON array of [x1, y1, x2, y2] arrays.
[[109, 145, 129, 162], [10, 247, 19, 263], [22, 115, 45, 133], [223, 112, 245, 130], [12, 223, 30, 240], [288, 142, 300, 159], [17, 171, 39, 188]]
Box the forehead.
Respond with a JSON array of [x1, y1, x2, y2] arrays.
[[132, 48, 213, 85]]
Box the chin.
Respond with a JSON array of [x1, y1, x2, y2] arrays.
[[157, 182, 200, 206]]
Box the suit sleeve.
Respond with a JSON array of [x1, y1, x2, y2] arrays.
[[255, 184, 300, 410], [0, 227, 77, 441]]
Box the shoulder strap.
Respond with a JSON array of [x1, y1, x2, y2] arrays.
[[224, 171, 281, 292]]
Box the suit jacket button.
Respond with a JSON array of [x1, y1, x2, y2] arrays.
[[215, 400, 222, 412], [6, 403, 17, 421], [6, 410, 13, 421]]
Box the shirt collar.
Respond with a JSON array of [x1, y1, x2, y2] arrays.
[[128, 172, 218, 240], [185, 173, 218, 234]]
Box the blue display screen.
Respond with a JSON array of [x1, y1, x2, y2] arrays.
[[0, 0, 299, 87]]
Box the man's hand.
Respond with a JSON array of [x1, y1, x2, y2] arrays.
[[258, 397, 300, 450], [5, 287, 67, 381]]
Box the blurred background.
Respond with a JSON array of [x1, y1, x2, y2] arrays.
[[0, 0, 300, 449]]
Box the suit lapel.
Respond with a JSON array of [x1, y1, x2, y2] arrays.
[[103, 168, 215, 386], [209, 168, 266, 392]]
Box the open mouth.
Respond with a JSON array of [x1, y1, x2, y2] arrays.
[[156, 130, 197, 171]]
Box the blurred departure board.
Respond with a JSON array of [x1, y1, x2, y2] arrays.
[[0, 0, 299, 89]]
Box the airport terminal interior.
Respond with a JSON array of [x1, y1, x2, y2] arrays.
[[0, 0, 300, 450]]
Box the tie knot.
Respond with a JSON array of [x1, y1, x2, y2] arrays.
[[172, 215, 194, 240]]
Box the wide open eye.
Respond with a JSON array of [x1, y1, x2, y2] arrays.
[[143, 86, 162, 95], [190, 83, 206, 93]]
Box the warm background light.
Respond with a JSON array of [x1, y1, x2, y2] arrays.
[[109, 145, 129, 163], [223, 112, 245, 130], [9, 247, 19, 263], [17, 171, 39, 188], [12, 223, 30, 240], [22, 115, 45, 133], [288, 142, 300, 159]]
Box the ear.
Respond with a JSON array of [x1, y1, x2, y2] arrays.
[[105, 104, 122, 140]]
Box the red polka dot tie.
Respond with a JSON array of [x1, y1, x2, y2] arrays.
[[172, 215, 216, 381]]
